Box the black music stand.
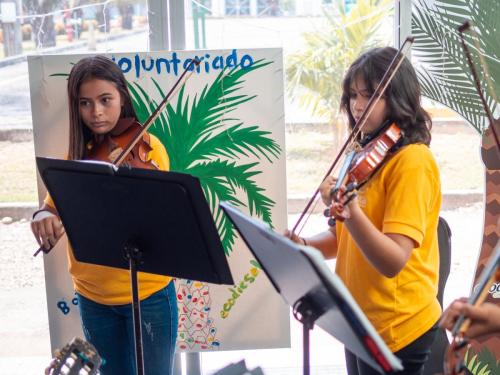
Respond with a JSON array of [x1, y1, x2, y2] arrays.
[[36, 157, 234, 375], [220, 202, 403, 375]]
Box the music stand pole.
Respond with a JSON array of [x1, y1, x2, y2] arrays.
[[124, 241, 145, 375], [292, 296, 324, 375]]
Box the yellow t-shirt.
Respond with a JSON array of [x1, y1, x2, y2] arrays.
[[45, 134, 173, 305], [335, 143, 442, 352]]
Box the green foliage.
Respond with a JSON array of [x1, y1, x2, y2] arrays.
[[285, 0, 393, 123], [129, 61, 282, 255], [412, 0, 500, 134], [463, 346, 500, 375], [464, 347, 500, 375]]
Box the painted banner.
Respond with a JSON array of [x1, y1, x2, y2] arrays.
[[28, 48, 290, 352], [469, 122, 500, 361]]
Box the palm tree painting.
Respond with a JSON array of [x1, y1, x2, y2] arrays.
[[412, 0, 500, 370], [126, 54, 286, 351], [38, 50, 288, 352], [129, 59, 281, 255]]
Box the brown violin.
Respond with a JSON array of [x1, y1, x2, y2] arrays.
[[85, 117, 158, 170], [324, 122, 402, 225]]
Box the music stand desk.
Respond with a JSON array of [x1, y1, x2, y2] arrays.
[[37, 157, 233, 375], [220, 201, 402, 375]]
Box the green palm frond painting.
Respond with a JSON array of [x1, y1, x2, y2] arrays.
[[412, 0, 500, 134], [464, 346, 500, 375], [129, 59, 282, 255]]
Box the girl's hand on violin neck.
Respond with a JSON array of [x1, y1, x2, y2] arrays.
[[330, 185, 361, 222], [31, 210, 65, 250], [320, 176, 337, 206]]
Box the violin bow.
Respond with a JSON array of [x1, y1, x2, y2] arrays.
[[457, 21, 500, 152], [291, 37, 415, 236], [455, 18, 500, 335], [112, 58, 200, 166]]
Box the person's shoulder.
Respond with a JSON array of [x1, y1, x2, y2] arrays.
[[392, 143, 436, 167], [394, 143, 434, 161], [148, 133, 168, 154], [147, 133, 170, 171], [148, 133, 163, 147]]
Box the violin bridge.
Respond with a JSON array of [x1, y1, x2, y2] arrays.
[[347, 142, 362, 153]]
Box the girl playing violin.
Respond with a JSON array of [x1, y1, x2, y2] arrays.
[[30, 55, 177, 375], [289, 46, 441, 374]]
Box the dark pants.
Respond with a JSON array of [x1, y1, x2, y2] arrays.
[[345, 324, 438, 375], [77, 281, 178, 375]]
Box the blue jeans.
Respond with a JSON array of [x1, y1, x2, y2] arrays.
[[76, 281, 178, 375]]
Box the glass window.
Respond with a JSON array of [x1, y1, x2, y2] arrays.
[[257, 0, 286, 16], [225, 0, 251, 16], [0, 0, 150, 59]]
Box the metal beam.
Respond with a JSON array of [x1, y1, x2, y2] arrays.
[[147, 0, 186, 51], [395, 0, 412, 49]]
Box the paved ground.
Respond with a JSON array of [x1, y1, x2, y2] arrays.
[[0, 204, 484, 374]]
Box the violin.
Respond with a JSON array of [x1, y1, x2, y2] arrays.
[[291, 37, 414, 236], [324, 122, 402, 225], [443, 245, 500, 375], [85, 117, 158, 170]]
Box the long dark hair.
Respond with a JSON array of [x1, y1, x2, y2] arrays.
[[340, 47, 432, 146], [67, 55, 137, 160]]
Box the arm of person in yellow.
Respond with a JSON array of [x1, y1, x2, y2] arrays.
[[285, 227, 338, 260], [31, 197, 65, 251]]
